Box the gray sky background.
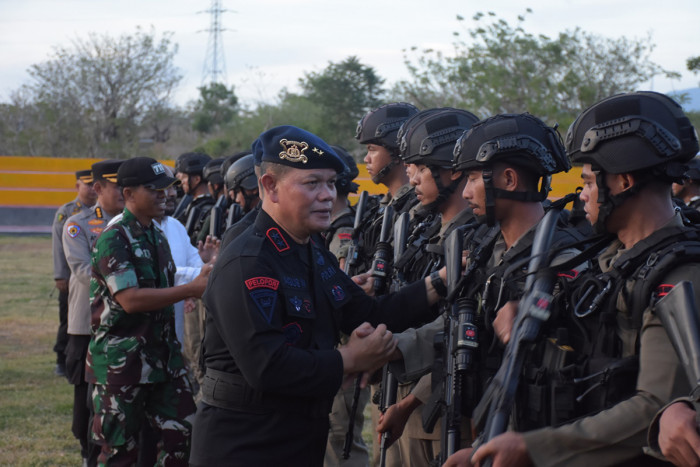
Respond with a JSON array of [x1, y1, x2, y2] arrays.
[[1, 0, 699, 108]]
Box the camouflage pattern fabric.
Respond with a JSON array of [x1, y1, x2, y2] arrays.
[[86, 207, 185, 385], [91, 375, 196, 466]]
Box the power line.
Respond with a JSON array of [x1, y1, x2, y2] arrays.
[[199, 0, 234, 86]]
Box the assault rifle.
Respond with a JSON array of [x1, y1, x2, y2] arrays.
[[471, 206, 562, 467], [390, 211, 410, 292], [184, 204, 202, 237], [371, 204, 395, 295], [226, 203, 243, 230], [423, 223, 500, 464], [378, 364, 398, 467], [172, 193, 192, 221], [655, 281, 700, 412], [344, 191, 369, 275], [341, 191, 372, 459], [209, 195, 229, 239]]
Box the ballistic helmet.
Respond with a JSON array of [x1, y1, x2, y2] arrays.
[[566, 91, 699, 174], [225, 154, 258, 192], [356, 102, 419, 151], [400, 108, 479, 168], [175, 152, 211, 175], [203, 158, 226, 185], [331, 145, 360, 195], [453, 113, 570, 176]]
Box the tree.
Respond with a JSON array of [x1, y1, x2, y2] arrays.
[[299, 56, 385, 147], [25, 26, 182, 157], [191, 82, 239, 134], [394, 10, 679, 127]]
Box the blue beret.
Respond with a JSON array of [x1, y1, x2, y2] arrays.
[[251, 125, 346, 173]]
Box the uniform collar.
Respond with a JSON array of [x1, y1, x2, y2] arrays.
[[255, 209, 305, 256]]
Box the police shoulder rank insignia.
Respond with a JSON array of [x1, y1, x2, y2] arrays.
[[266, 227, 290, 252], [57, 213, 65, 223], [279, 139, 309, 164], [95, 207, 103, 219], [66, 223, 80, 238], [246, 276, 280, 323]]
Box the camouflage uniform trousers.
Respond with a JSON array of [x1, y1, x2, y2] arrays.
[[91, 374, 196, 466]]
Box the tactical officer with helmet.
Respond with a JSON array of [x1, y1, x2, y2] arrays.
[[447, 91, 700, 467], [383, 112, 583, 464], [219, 153, 262, 250], [197, 157, 227, 243], [673, 155, 700, 214], [373, 108, 479, 466], [351, 102, 421, 277], [174, 152, 214, 245], [190, 125, 447, 466]]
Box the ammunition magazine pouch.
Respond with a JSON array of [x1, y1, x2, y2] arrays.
[[201, 368, 330, 418]]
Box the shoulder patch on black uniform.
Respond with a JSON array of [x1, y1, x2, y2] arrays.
[[266, 227, 290, 252], [249, 289, 278, 323], [245, 276, 280, 290]]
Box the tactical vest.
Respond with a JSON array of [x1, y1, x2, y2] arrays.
[[516, 224, 700, 431]]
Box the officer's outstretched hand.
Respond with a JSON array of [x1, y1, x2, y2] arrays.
[[469, 432, 532, 467], [198, 235, 220, 263], [658, 401, 700, 467], [443, 447, 473, 466], [339, 322, 396, 388], [352, 271, 374, 296], [190, 258, 216, 298]]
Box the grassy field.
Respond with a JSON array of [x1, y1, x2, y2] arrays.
[[0, 235, 81, 466], [0, 235, 378, 465]]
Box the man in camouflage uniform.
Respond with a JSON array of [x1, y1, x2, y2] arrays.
[[87, 157, 212, 466], [63, 160, 124, 465], [52, 169, 96, 376]]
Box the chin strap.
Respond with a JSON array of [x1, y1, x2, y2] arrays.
[[371, 155, 401, 184]]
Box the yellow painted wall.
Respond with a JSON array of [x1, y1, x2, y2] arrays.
[[0, 156, 581, 207]]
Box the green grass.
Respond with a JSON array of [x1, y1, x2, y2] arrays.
[[0, 235, 379, 465], [0, 235, 81, 466]]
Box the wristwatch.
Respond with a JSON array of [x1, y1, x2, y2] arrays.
[[430, 270, 447, 297]]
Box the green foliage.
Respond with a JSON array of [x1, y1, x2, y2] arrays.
[[688, 56, 700, 73], [2, 26, 182, 158], [298, 56, 385, 148], [192, 82, 239, 134], [395, 10, 679, 127]]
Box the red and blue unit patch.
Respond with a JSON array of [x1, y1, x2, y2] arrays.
[[245, 276, 280, 290]]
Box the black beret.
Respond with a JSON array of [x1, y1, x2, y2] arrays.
[[251, 125, 346, 173]]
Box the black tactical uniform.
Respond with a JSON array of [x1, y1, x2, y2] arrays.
[[190, 125, 438, 467]]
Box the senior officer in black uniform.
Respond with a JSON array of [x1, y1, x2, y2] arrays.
[[190, 125, 445, 467]]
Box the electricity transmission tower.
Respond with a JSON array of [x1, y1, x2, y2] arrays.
[[200, 0, 229, 86]]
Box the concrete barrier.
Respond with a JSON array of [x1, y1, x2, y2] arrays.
[[0, 155, 581, 234]]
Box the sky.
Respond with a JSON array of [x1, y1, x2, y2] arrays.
[[1, 0, 699, 109]]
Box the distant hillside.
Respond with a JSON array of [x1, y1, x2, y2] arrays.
[[669, 87, 700, 112]]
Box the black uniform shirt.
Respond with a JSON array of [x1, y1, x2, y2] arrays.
[[203, 209, 432, 402]]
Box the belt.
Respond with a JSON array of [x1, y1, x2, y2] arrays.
[[201, 368, 330, 418]]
